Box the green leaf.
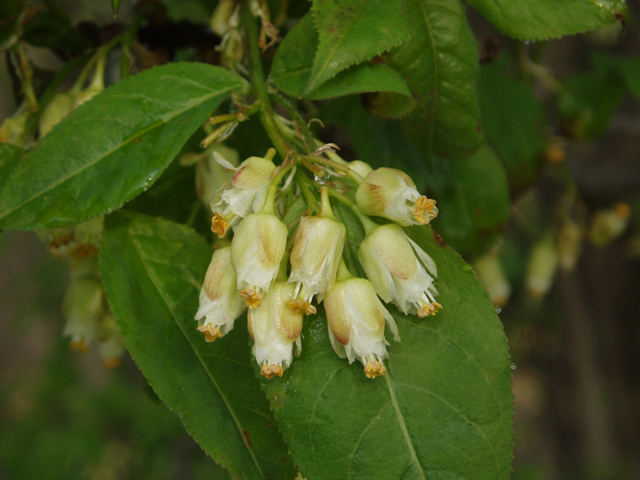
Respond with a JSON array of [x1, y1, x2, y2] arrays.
[[0, 143, 22, 192], [0, 63, 247, 231], [478, 60, 546, 194], [271, 13, 414, 108], [261, 224, 514, 480], [99, 211, 295, 480], [304, 0, 411, 94], [389, 0, 483, 158], [618, 56, 640, 101], [465, 0, 628, 40], [425, 146, 510, 259]]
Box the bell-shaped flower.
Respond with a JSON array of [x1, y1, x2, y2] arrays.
[[525, 234, 558, 299], [348, 160, 374, 179], [97, 314, 127, 368], [195, 247, 246, 341], [325, 276, 399, 379], [355, 167, 438, 226], [248, 282, 303, 379], [39, 92, 74, 138], [62, 276, 104, 352], [588, 202, 631, 248], [231, 212, 288, 306], [358, 224, 441, 317], [472, 251, 511, 307], [210, 151, 276, 237], [288, 194, 346, 304]]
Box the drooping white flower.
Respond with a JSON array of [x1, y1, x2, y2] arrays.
[[97, 314, 127, 369], [472, 252, 511, 307], [62, 276, 104, 352], [325, 277, 399, 379], [525, 234, 558, 299], [210, 152, 276, 237], [288, 214, 346, 304], [248, 282, 303, 378], [195, 247, 246, 341], [355, 167, 438, 226], [231, 212, 288, 306], [358, 224, 441, 318]]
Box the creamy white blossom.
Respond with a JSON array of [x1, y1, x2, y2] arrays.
[[62, 276, 104, 352], [248, 282, 303, 378], [231, 212, 288, 304], [195, 247, 246, 341], [358, 224, 441, 317], [355, 167, 438, 226], [325, 277, 399, 379]]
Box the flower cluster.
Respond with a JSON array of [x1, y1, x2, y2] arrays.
[[195, 148, 442, 379]]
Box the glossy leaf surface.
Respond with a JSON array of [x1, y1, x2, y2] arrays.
[[305, 0, 411, 94], [0, 143, 21, 192], [0, 63, 247, 230], [99, 211, 295, 480], [261, 224, 514, 480], [389, 0, 483, 158], [465, 0, 628, 40]]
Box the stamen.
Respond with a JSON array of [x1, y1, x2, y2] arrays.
[[418, 301, 443, 318], [239, 288, 262, 308], [211, 212, 230, 238], [411, 196, 438, 224], [286, 299, 316, 315], [364, 360, 386, 379], [197, 324, 222, 342], [70, 340, 89, 353], [260, 363, 284, 379]]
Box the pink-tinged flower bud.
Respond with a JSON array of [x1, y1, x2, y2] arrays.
[[195, 247, 246, 342], [231, 212, 288, 306], [210, 152, 277, 237], [358, 224, 441, 317], [325, 277, 399, 379], [62, 277, 104, 352], [248, 282, 303, 378], [525, 235, 559, 299], [472, 252, 511, 307], [588, 202, 631, 248], [289, 215, 346, 303], [355, 168, 438, 226], [39, 92, 74, 138], [98, 314, 126, 368], [557, 219, 583, 273]]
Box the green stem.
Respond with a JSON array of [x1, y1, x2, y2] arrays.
[[336, 257, 353, 282], [327, 189, 378, 235], [295, 170, 320, 214], [261, 162, 293, 214], [271, 92, 316, 153], [242, 1, 290, 160]]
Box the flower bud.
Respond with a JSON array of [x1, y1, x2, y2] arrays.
[[289, 215, 346, 303], [472, 253, 511, 307], [0, 112, 28, 146], [348, 160, 373, 179], [210, 0, 237, 36], [211, 153, 276, 237], [557, 219, 583, 273], [588, 202, 631, 248], [325, 277, 399, 379], [358, 224, 441, 317], [231, 212, 288, 305], [39, 92, 74, 138], [355, 168, 438, 226], [248, 282, 303, 378], [62, 277, 104, 352], [195, 247, 246, 341], [525, 235, 559, 298], [98, 314, 126, 368], [40, 216, 104, 259]]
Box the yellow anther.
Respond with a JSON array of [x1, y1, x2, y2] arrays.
[[418, 301, 443, 318], [70, 340, 89, 353], [411, 196, 438, 224], [211, 212, 230, 238], [364, 360, 386, 379], [286, 299, 316, 315], [260, 363, 284, 379], [197, 324, 222, 342], [239, 288, 262, 308]]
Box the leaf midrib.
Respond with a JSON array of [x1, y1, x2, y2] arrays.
[[127, 227, 265, 480], [0, 83, 239, 223]]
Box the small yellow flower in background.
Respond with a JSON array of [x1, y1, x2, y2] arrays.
[[195, 247, 246, 342], [557, 219, 584, 273], [472, 251, 511, 307], [356, 167, 438, 226], [62, 276, 104, 352], [248, 281, 303, 378], [525, 234, 559, 299], [589, 202, 631, 248], [98, 314, 126, 369]]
